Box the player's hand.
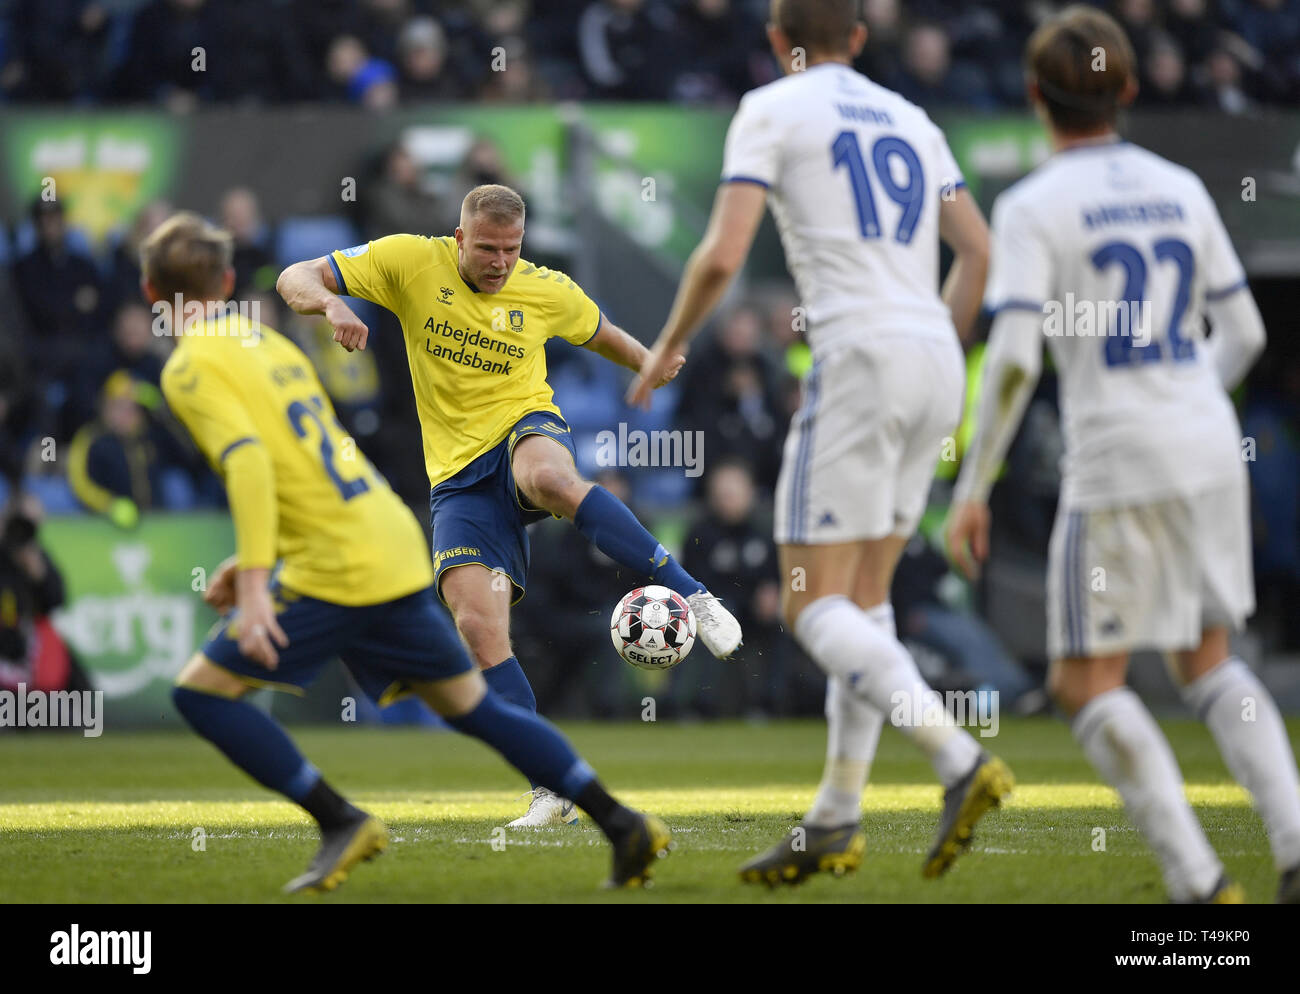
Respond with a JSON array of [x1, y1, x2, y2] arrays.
[[234, 572, 289, 670], [204, 555, 240, 613], [945, 500, 991, 581], [325, 297, 369, 352], [626, 345, 686, 410]]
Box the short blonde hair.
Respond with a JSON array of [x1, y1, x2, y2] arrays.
[[461, 184, 526, 227], [139, 210, 233, 299]]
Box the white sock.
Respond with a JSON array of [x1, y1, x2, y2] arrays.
[[1073, 687, 1223, 901], [795, 595, 981, 787], [1181, 657, 1300, 872], [805, 604, 890, 828]]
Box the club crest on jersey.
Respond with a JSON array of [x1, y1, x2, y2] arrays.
[[509, 309, 524, 332], [438, 286, 454, 305]]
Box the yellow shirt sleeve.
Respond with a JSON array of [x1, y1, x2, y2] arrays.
[[546, 274, 602, 346], [162, 353, 278, 569], [329, 234, 430, 314]]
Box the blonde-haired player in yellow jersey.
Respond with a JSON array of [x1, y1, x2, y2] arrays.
[[278, 184, 744, 827], [148, 212, 671, 893]]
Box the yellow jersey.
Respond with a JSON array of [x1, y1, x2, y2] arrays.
[[161, 313, 433, 606], [329, 235, 601, 488]]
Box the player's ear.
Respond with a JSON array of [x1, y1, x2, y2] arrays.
[[1119, 74, 1138, 108], [140, 277, 160, 306], [222, 267, 236, 299], [766, 23, 788, 67], [849, 21, 868, 57], [1025, 76, 1044, 112]]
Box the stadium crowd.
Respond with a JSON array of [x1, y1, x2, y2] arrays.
[[2, 0, 1299, 110]]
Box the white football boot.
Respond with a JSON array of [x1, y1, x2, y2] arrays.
[[506, 787, 579, 828], [687, 590, 743, 660]]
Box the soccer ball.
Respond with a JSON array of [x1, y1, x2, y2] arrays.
[[610, 585, 697, 670]]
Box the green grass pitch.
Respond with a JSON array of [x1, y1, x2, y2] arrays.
[[1, 716, 1294, 903]]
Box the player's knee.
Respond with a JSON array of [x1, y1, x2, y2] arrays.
[[453, 608, 509, 666], [1047, 665, 1090, 717], [518, 462, 577, 511]]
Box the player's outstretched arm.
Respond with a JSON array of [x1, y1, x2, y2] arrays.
[[938, 188, 991, 344], [584, 314, 685, 386], [627, 181, 767, 409], [276, 256, 370, 352]]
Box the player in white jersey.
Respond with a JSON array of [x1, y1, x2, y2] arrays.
[[630, 0, 1014, 887], [947, 5, 1300, 903]]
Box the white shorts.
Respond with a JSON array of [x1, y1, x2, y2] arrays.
[[774, 333, 964, 545], [1046, 481, 1255, 660]]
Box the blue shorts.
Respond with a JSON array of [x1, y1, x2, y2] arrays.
[[429, 410, 576, 605], [202, 582, 474, 706]]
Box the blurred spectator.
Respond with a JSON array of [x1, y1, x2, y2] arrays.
[[1203, 44, 1256, 111], [1221, 0, 1300, 101], [362, 143, 450, 239], [670, 0, 770, 104], [887, 22, 995, 110], [219, 188, 277, 295], [12, 198, 106, 439], [327, 35, 398, 109], [443, 138, 515, 224], [675, 305, 786, 493], [397, 16, 470, 101], [105, 200, 173, 314], [114, 0, 308, 110], [66, 371, 192, 527], [674, 457, 788, 717], [856, 0, 906, 82], [1140, 34, 1198, 105], [0, 493, 86, 696], [1114, 0, 1161, 69], [577, 0, 676, 100], [2, 0, 109, 102], [1167, 0, 1221, 67], [78, 302, 171, 406], [478, 36, 549, 102]]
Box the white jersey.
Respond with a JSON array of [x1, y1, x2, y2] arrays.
[[986, 140, 1250, 509], [721, 62, 964, 351]]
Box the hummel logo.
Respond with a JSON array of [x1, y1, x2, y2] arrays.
[[438, 286, 454, 305], [817, 511, 837, 527]]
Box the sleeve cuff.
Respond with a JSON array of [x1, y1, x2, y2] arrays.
[[1206, 278, 1248, 302], [577, 309, 602, 346], [720, 175, 771, 189], [992, 299, 1045, 315], [327, 254, 349, 296], [219, 437, 258, 463]]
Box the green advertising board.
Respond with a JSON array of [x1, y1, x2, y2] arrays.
[[40, 512, 233, 725]]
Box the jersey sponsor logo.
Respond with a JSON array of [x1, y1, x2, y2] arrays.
[[422, 317, 527, 376], [340, 244, 369, 258]]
